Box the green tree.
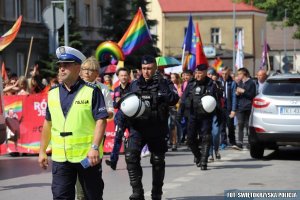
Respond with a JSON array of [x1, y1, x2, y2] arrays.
[[59, 15, 83, 51], [240, 0, 300, 39], [101, 0, 130, 42]]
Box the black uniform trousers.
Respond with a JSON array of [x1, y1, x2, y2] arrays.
[[52, 161, 104, 200], [125, 119, 168, 198], [187, 114, 213, 163]]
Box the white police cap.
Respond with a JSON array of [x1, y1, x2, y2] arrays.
[[56, 46, 86, 64]]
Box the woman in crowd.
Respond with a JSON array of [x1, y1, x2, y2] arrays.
[[169, 73, 182, 151], [17, 76, 29, 95], [3, 77, 19, 95]]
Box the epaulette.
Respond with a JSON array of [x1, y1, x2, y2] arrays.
[[49, 84, 59, 91], [84, 82, 98, 89]]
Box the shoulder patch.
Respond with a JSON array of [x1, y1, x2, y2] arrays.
[[49, 84, 59, 91], [84, 82, 97, 89]]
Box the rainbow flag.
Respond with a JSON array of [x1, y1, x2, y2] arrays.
[[183, 54, 196, 71], [118, 8, 152, 56], [213, 57, 223, 73], [0, 16, 22, 51], [5, 100, 23, 113]]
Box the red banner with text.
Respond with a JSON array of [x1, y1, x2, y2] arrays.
[[0, 94, 124, 155]]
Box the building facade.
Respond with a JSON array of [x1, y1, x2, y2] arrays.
[[0, 0, 109, 76], [266, 22, 300, 73], [148, 0, 267, 75]]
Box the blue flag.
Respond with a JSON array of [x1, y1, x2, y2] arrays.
[[182, 15, 196, 54]]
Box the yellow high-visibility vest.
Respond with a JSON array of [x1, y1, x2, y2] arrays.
[[48, 85, 103, 163]]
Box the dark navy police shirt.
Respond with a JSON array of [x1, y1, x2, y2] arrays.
[[46, 78, 108, 121]]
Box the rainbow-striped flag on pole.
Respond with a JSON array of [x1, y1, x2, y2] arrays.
[[118, 8, 152, 56], [0, 16, 22, 51], [213, 57, 223, 73]]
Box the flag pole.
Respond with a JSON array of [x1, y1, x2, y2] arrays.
[[0, 61, 4, 117], [25, 36, 34, 77], [266, 50, 271, 74], [181, 44, 186, 70], [232, 1, 236, 73]]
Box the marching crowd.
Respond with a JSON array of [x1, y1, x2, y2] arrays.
[[2, 62, 59, 96], [1, 45, 273, 200], [1, 45, 269, 200]]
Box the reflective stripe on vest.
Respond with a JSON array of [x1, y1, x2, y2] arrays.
[[48, 85, 103, 163]]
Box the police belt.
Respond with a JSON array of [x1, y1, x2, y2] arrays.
[[60, 132, 73, 137]]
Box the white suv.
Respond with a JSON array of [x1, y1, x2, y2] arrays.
[[249, 74, 300, 158]]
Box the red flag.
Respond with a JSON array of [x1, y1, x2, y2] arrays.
[[195, 23, 208, 66], [1, 62, 8, 81]]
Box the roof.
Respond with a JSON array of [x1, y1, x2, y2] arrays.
[[266, 22, 300, 51], [158, 0, 264, 13]]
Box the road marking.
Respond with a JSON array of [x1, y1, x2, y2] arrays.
[[145, 149, 250, 199], [187, 171, 203, 176], [163, 183, 182, 189], [173, 176, 195, 182]]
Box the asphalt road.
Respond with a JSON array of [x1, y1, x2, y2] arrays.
[[0, 146, 300, 200]]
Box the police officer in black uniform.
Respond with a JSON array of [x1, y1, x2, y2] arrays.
[[178, 64, 218, 170], [122, 55, 179, 200]]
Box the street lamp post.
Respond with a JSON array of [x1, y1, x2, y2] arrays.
[[51, 0, 68, 46], [232, 1, 236, 73]]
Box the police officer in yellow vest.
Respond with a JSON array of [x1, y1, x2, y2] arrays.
[[38, 46, 108, 200]]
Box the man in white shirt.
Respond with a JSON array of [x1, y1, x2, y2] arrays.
[[256, 69, 267, 94]]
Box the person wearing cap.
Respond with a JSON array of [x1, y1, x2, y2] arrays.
[[38, 46, 108, 200], [123, 55, 179, 200], [105, 67, 131, 170], [177, 64, 218, 170]]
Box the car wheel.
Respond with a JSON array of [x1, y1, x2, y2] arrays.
[[250, 142, 264, 159]]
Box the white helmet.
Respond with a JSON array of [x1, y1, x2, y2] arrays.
[[120, 93, 145, 118], [201, 95, 217, 113]]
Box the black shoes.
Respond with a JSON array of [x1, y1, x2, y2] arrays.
[[200, 163, 207, 170], [129, 193, 145, 200], [151, 194, 162, 200], [105, 159, 117, 170]]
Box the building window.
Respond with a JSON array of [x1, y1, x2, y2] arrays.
[[235, 27, 244, 46], [14, 0, 22, 18], [85, 4, 90, 26], [17, 52, 25, 76], [286, 56, 294, 66], [34, 0, 41, 22], [97, 5, 103, 27], [269, 56, 274, 71], [211, 28, 221, 44], [150, 24, 157, 36]]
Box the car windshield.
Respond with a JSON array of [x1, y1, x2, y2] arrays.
[[263, 79, 300, 96]]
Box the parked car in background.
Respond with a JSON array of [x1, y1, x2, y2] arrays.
[[249, 74, 300, 158]]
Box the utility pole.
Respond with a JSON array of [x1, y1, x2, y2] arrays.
[[51, 0, 68, 46], [232, 1, 236, 73], [64, 0, 68, 46], [284, 9, 287, 56]]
